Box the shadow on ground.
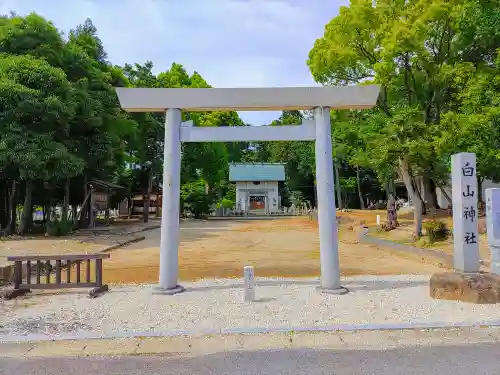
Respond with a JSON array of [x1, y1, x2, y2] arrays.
[[184, 278, 428, 293], [3, 342, 500, 374], [5, 278, 428, 303]]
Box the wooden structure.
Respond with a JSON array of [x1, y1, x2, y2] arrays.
[[2, 253, 110, 299], [80, 180, 124, 228], [131, 192, 162, 215]]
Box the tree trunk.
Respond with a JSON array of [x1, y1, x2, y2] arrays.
[[89, 186, 95, 228], [356, 166, 365, 209], [428, 178, 438, 210], [11, 200, 17, 234], [78, 177, 89, 228], [314, 182, 318, 208], [142, 193, 148, 223], [127, 196, 132, 219], [334, 162, 343, 210], [478, 176, 485, 216], [412, 176, 427, 216], [344, 192, 351, 210], [62, 178, 70, 221], [0, 183, 6, 229], [387, 193, 397, 229], [478, 176, 485, 203], [19, 180, 33, 236], [423, 176, 437, 217], [43, 202, 50, 233], [104, 192, 110, 226], [5, 179, 17, 235], [155, 194, 161, 217], [399, 158, 422, 239], [72, 205, 77, 225], [437, 184, 452, 208], [143, 169, 153, 223]]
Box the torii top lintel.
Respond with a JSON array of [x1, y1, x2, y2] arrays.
[[114, 85, 381, 112]]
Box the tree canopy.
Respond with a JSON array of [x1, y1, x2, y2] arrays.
[[307, 0, 500, 236]]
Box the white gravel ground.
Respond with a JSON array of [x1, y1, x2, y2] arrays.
[[1, 275, 500, 339]]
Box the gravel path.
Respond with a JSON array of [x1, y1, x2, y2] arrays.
[[1, 275, 500, 340]]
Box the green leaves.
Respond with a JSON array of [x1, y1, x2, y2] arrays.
[[0, 51, 83, 182], [180, 179, 215, 218], [0, 13, 65, 67], [308, 0, 500, 193]]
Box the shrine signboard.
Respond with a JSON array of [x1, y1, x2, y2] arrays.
[[451, 153, 480, 272]]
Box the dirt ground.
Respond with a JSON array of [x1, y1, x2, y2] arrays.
[[0, 238, 104, 268], [0, 220, 159, 268], [92, 212, 447, 284]]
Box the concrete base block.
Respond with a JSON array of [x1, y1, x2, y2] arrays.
[[152, 285, 185, 295], [316, 286, 349, 295], [430, 272, 500, 304], [1, 288, 30, 300], [89, 284, 109, 298], [0, 265, 14, 284]]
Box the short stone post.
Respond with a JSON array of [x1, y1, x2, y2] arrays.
[[451, 152, 480, 273], [376, 215, 380, 225], [485, 188, 500, 275], [243, 266, 255, 302]]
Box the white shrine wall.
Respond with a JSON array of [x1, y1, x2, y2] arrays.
[[235, 181, 280, 213]]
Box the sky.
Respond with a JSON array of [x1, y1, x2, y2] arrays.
[[0, 0, 349, 124]]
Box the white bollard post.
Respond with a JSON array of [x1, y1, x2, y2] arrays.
[[376, 214, 381, 225], [243, 266, 255, 302], [485, 188, 500, 275]]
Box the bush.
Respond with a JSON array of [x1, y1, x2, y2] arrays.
[[378, 221, 396, 232], [180, 179, 215, 219], [376, 220, 398, 232], [423, 220, 448, 243], [217, 198, 234, 209], [46, 219, 73, 237]]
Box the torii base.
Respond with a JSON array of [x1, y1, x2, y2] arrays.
[[153, 285, 185, 295], [430, 272, 500, 304], [316, 286, 349, 295]]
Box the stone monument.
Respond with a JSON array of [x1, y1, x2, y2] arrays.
[[429, 153, 500, 303], [486, 188, 500, 276]]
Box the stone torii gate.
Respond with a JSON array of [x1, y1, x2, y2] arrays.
[[115, 85, 381, 295]]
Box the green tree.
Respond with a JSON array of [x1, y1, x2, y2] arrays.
[[64, 19, 134, 225], [180, 179, 215, 219], [0, 54, 83, 234], [122, 61, 163, 223], [308, 0, 500, 237]]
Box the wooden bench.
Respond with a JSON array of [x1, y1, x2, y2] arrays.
[[2, 253, 110, 300]]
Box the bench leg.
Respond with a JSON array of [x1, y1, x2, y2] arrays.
[[2, 288, 30, 300], [89, 284, 109, 298]]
